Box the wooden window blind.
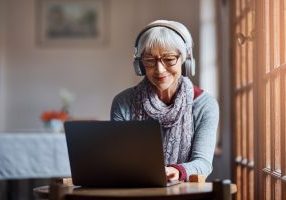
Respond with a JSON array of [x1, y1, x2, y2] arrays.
[[231, 0, 286, 199]]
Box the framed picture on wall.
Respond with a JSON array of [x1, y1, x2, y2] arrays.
[[36, 0, 109, 47]]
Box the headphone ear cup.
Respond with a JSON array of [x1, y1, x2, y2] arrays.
[[182, 58, 193, 77], [133, 58, 146, 76], [191, 58, 196, 76]]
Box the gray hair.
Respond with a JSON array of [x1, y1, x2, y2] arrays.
[[136, 20, 193, 62]]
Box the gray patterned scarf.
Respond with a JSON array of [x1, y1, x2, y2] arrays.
[[132, 77, 194, 165]]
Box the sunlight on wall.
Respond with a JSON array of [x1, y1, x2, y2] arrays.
[[199, 0, 218, 99]]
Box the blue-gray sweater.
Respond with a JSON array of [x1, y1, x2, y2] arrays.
[[110, 86, 219, 179]]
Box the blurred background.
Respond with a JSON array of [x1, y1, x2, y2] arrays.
[[2, 0, 286, 199], [0, 0, 232, 199], [0, 0, 225, 132]]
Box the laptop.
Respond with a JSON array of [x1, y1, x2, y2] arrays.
[[64, 120, 180, 188]]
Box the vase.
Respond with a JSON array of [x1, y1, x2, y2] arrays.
[[44, 119, 64, 133]]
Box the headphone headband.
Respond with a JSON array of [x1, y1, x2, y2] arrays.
[[134, 22, 189, 52]]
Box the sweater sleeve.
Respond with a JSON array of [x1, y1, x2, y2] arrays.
[[180, 94, 219, 179], [110, 95, 125, 121], [110, 88, 133, 121]]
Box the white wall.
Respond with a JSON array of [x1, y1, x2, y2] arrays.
[[3, 0, 200, 131], [0, 0, 7, 132], [199, 0, 218, 98]]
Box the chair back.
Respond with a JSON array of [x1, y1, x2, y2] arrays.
[[213, 179, 234, 200]]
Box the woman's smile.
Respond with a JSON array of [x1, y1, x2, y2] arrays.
[[154, 74, 169, 82]]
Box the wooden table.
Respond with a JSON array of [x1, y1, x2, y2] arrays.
[[34, 182, 237, 200]]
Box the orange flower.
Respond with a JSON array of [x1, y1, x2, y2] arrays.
[[41, 110, 69, 122]]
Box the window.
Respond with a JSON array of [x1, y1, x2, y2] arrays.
[[231, 0, 286, 199]]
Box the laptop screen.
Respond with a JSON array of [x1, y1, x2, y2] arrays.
[[64, 120, 168, 187]]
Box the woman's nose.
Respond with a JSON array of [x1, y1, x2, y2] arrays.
[[155, 60, 167, 73]]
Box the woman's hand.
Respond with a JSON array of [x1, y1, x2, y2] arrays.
[[165, 166, 180, 181]]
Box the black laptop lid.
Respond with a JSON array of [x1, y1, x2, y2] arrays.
[[64, 120, 167, 187]]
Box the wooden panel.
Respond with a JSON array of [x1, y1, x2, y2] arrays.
[[284, 0, 286, 63], [265, 0, 270, 73], [274, 74, 281, 171], [274, 179, 282, 200], [269, 0, 274, 70], [280, 0, 285, 63], [270, 75, 275, 179], [241, 16, 247, 86], [242, 91, 248, 198], [247, 10, 254, 83], [254, 1, 263, 199], [235, 0, 242, 88], [248, 89, 254, 161], [283, 71, 286, 175], [248, 169, 254, 200], [241, 0, 246, 11], [242, 166, 247, 200], [242, 92, 247, 160], [265, 175, 271, 200], [281, 2, 286, 182], [273, 0, 280, 68], [236, 0, 240, 18], [236, 165, 242, 200], [236, 25, 242, 88], [283, 71, 286, 200], [283, 181, 286, 200], [236, 95, 242, 158], [265, 79, 271, 168]]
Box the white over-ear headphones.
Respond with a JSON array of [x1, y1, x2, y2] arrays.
[[133, 20, 195, 77]]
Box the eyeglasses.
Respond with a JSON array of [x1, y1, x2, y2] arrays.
[[141, 54, 181, 68]]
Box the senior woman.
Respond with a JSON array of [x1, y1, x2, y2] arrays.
[[110, 20, 219, 182]]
